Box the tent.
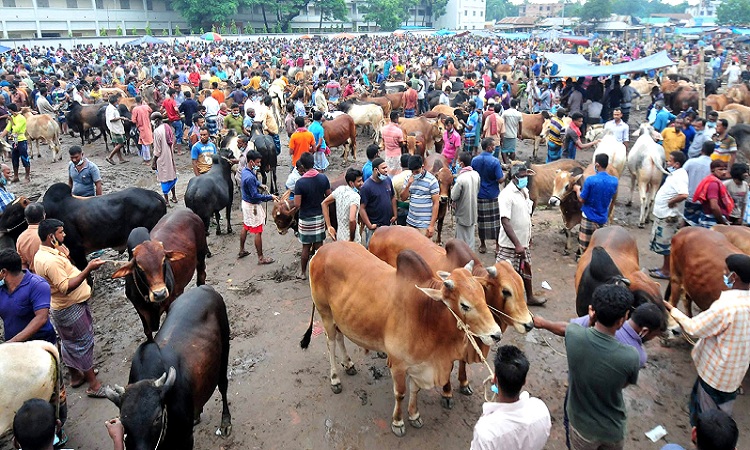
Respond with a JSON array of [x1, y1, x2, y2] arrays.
[[0, 45, 11, 54], [433, 29, 456, 36], [553, 51, 676, 78], [495, 32, 530, 40], [561, 36, 590, 46], [541, 52, 591, 67], [123, 35, 167, 46]]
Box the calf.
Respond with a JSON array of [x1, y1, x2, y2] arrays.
[[271, 190, 297, 235], [111, 209, 209, 339], [628, 124, 670, 227], [20, 108, 62, 161], [520, 112, 550, 160], [0, 196, 32, 250], [43, 183, 167, 270], [525, 159, 584, 209], [65, 101, 109, 151], [322, 113, 357, 161], [105, 286, 232, 449], [184, 153, 234, 235], [425, 153, 453, 245], [668, 227, 743, 315], [399, 116, 444, 153]]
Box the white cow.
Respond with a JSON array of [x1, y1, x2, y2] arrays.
[[0, 341, 60, 435], [20, 108, 62, 161], [337, 101, 385, 143], [592, 128, 627, 178], [627, 79, 658, 111], [628, 123, 670, 227]]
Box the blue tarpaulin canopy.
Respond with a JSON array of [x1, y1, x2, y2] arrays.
[[732, 28, 750, 35], [0, 45, 11, 54], [674, 27, 712, 35], [433, 29, 456, 36], [553, 51, 676, 78], [541, 52, 592, 67], [123, 35, 167, 46]]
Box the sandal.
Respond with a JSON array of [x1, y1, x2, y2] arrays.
[[478, 246, 487, 254], [649, 269, 670, 280], [105, 157, 116, 165], [170, 197, 178, 203], [119, 160, 129, 164], [86, 385, 108, 398], [258, 257, 275, 265], [238, 250, 250, 259]]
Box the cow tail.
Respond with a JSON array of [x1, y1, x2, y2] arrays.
[[300, 302, 316, 349]]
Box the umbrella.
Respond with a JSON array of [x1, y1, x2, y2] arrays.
[[123, 35, 167, 46], [332, 32, 355, 39], [0, 45, 11, 54], [201, 32, 223, 41]]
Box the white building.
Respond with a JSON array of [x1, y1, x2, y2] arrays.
[[685, 0, 720, 19], [0, 0, 474, 39]]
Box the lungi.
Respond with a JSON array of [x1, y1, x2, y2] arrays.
[[242, 200, 265, 233], [50, 301, 95, 372], [477, 198, 501, 241], [578, 217, 603, 254], [298, 214, 326, 244]]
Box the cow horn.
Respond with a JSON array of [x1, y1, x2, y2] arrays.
[[114, 384, 126, 395], [443, 279, 455, 291], [464, 260, 474, 272], [486, 266, 497, 277], [436, 270, 451, 280], [153, 371, 168, 387]]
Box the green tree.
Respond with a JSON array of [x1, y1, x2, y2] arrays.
[[318, 0, 348, 32], [199, 27, 205, 34], [421, 0, 449, 25], [230, 19, 238, 34], [486, 0, 518, 22], [170, 0, 250, 29], [362, 0, 411, 30], [274, 0, 313, 32], [99, 28, 108, 36], [220, 22, 228, 34], [145, 21, 153, 35], [211, 24, 217, 32], [162, 28, 169, 35], [244, 23, 254, 34], [174, 24, 182, 35], [717, 0, 750, 26], [116, 25, 123, 35], [131, 27, 138, 36], [580, 0, 611, 21]]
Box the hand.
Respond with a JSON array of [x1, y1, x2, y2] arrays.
[[87, 258, 107, 271], [573, 185, 581, 193], [105, 418, 125, 443], [663, 301, 674, 312], [426, 225, 435, 238], [271, 195, 280, 202], [390, 216, 397, 224], [532, 315, 545, 328], [514, 244, 526, 256], [594, 139, 601, 145], [368, 223, 377, 230], [327, 226, 337, 241]]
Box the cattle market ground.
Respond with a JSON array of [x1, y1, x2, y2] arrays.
[[3, 110, 750, 450]]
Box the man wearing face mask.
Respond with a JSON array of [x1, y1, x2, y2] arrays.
[[496, 164, 546, 306], [664, 254, 750, 427], [239, 149, 279, 264], [360, 157, 397, 248], [67, 146, 102, 197], [661, 118, 686, 158], [401, 155, 440, 239]]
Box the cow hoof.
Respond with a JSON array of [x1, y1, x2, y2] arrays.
[[638, 224, 645, 229], [227, 228, 233, 234], [459, 385, 474, 396], [562, 250, 570, 256], [216, 230, 222, 236], [376, 352, 387, 359], [440, 396, 454, 409], [206, 251, 213, 258], [409, 415, 424, 428], [626, 201, 633, 207], [216, 423, 232, 437], [331, 383, 342, 394], [345, 365, 357, 376], [391, 423, 406, 437]]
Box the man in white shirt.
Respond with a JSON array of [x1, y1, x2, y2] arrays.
[[201, 90, 220, 136], [439, 86, 451, 106], [724, 61, 742, 87], [648, 151, 689, 280], [683, 141, 714, 226], [471, 345, 551, 450], [603, 108, 630, 148], [105, 95, 127, 164]]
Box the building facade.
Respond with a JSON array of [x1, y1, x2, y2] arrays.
[[0, 0, 479, 39], [518, 1, 563, 19]]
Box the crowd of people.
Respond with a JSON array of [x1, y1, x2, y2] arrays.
[[1, 30, 750, 450]]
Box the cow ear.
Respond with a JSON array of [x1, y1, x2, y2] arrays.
[[105, 385, 123, 407], [415, 285, 444, 302], [436, 270, 451, 280], [165, 251, 187, 262], [111, 260, 135, 279], [572, 174, 583, 184]]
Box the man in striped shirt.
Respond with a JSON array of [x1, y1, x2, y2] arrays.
[[664, 253, 750, 426], [546, 108, 566, 163], [400, 155, 439, 238]]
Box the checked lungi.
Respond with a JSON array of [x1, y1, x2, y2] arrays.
[[477, 197, 501, 242], [298, 215, 326, 244], [578, 216, 603, 255], [50, 301, 95, 372]]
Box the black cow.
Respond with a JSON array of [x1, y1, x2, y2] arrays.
[[65, 101, 109, 150], [118, 103, 136, 155], [705, 79, 721, 96], [42, 183, 167, 270], [575, 247, 632, 316], [0, 196, 32, 249], [184, 152, 234, 236], [249, 123, 278, 195], [729, 124, 750, 163], [427, 89, 470, 109], [105, 285, 232, 450]]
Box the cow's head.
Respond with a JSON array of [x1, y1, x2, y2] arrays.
[[585, 124, 605, 143], [434, 167, 453, 203], [633, 123, 661, 141], [106, 367, 176, 450], [482, 261, 533, 333], [272, 190, 297, 235], [549, 167, 583, 207], [111, 241, 185, 303], [416, 260, 503, 345]]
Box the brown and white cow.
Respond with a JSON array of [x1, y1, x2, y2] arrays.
[[337, 100, 385, 142], [524, 159, 584, 209], [302, 241, 501, 437], [20, 107, 62, 161], [628, 123, 670, 227], [368, 226, 532, 398], [399, 116, 445, 153], [668, 227, 743, 315], [706, 94, 732, 112], [520, 112, 551, 160]]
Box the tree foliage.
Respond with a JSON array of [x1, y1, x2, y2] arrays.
[[486, 0, 518, 22], [717, 0, 750, 26], [610, 0, 689, 17], [579, 0, 611, 21], [362, 0, 411, 30], [169, 0, 250, 28], [319, 0, 348, 30]]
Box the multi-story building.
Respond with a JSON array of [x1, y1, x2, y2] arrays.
[[0, 0, 481, 39], [518, 1, 564, 19]]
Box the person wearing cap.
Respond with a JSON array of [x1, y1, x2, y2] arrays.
[[663, 254, 750, 427], [652, 101, 676, 133], [151, 112, 178, 205], [0, 103, 31, 183], [497, 163, 546, 306]]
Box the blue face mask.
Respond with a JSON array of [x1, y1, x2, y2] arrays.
[[516, 177, 528, 189], [667, 166, 676, 173], [724, 273, 734, 289], [378, 173, 388, 181], [352, 186, 359, 194], [0, 278, 5, 289]]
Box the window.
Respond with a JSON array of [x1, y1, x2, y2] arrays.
[[66, 0, 77, 7], [38, 0, 50, 6], [464, 10, 467, 15], [165, 0, 172, 10], [146, 0, 152, 9], [480, 10, 483, 16], [120, 0, 129, 9], [472, 10, 475, 15], [3, 0, 16, 7], [94, 0, 102, 7]]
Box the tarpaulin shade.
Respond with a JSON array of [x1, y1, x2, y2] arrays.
[[540, 52, 592, 67], [494, 32, 530, 40], [553, 51, 676, 78]]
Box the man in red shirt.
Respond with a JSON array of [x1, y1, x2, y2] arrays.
[[162, 88, 184, 156], [403, 86, 418, 118], [188, 68, 201, 88]]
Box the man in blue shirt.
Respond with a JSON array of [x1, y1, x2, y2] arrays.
[[359, 157, 396, 247], [362, 144, 379, 181], [308, 111, 329, 172], [652, 101, 676, 132], [191, 127, 218, 176], [68, 146, 102, 197], [463, 100, 480, 154], [0, 248, 56, 344], [239, 149, 277, 265], [573, 153, 619, 257], [472, 138, 505, 254]]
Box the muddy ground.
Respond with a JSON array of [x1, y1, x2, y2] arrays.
[[3, 108, 749, 450]]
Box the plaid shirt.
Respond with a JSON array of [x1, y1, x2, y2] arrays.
[[671, 289, 750, 392], [0, 187, 15, 212]]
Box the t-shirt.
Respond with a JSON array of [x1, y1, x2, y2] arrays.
[[603, 120, 629, 143], [381, 123, 403, 158], [331, 186, 361, 243], [653, 168, 689, 219], [68, 160, 101, 197], [308, 121, 327, 151], [289, 129, 315, 167], [569, 316, 647, 368], [359, 177, 394, 227], [724, 179, 749, 219], [498, 182, 533, 248], [472, 152, 504, 199], [684, 155, 712, 198], [580, 171, 619, 224], [191, 141, 218, 174], [406, 171, 439, 229], [501, 109, 523, 138], [294, 174, 330, 219], [547, 116, 565, 146], [712, 135, 737, 163], [565, 324, 639, 443], [105, 103, 124, 135], [0, 271, 56, 343]]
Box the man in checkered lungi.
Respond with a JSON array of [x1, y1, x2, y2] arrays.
[[573, 153, 619, 257], [472, 138, 505, 254]]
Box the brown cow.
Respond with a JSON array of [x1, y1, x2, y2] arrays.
[[424, 153, 454, 245], [427, 105, 464, 131], [384, 91, 405, 110], [727, 84, 750, 106], [724, 103, 750, 124], [712, 225, 750, 255], [112, 209, 209, 339], [406, 132, 427, 156], [368, 226, 532, 397], [718, 109, 744, 129], [525, 159, 584, 209], [399, 116, 444, 153], [520, 112, 550, 160], [668, 227, 743, 315], [574, 226, 664, 317], [302, 241, 501, 436], [322, 114, 357, 160], [706, 94, 732, 112]]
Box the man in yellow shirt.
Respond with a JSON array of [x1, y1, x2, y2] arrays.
[[249, 72, 262, 90], [661, 118, 686, 159], [0, 103, 30, 182], [33, 219, 107, 397]]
